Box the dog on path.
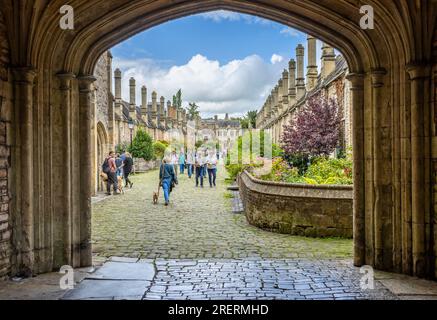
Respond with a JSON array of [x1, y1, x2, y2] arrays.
[[117, 176, 124, 194]]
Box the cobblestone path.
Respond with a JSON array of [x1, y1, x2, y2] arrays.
[[64, 168, 402, 300], [91, 167, 353, 260]]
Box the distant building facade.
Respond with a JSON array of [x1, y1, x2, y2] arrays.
[[91, 52, 241, 193]]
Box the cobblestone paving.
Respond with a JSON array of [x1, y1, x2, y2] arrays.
[[89, 168, 400, 300], [91, 167, 353, 260], [144, 259, 397, 300]]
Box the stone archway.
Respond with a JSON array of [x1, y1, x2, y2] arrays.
[[0, 0, 436, 279]]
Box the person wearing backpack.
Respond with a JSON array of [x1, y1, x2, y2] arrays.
[[103, 151, 119, 196], [159, 156, 177, 206]]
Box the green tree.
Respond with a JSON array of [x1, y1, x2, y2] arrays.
[[186, 102, 200, 120], [240, 110, 258, 129], [172, 89, 182, 109], [128, 129, 154, 161]]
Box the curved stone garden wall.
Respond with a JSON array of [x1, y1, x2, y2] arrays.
[[238, 171, 353, 238]]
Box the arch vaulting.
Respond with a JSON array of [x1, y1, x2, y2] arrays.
[[0, 0, 436, 279]]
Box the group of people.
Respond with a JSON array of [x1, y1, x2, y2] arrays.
[[102, 151, 134, 195], [159, 148, 219, 205]]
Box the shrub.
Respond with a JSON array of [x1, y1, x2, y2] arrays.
[[153, 141, 167, 160], [259, 157, 304, 183], [281, 96, 341, 158], [303, 156, 353, 185], [128, 129, 154, 161]]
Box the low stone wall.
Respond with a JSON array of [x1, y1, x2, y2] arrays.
[[238, 171, 353, 238], [133, 158, 160, 173]]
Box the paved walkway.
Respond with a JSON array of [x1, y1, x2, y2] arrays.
[[91, 168, 353, 260]]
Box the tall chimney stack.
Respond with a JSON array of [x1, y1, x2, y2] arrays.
[[129, 77, 136, 120], [277, 79, 284, 113], [114, 68, 122, 117], [141, 86, 147, 116], [306, 35, 318, 91], [151, 91, 158, 126], [160, 96, 166, 128], [282, 69, 289, 110], [321, 43, 336, 80], [296, 44, 306, 100], [288, 59, 297, 106]]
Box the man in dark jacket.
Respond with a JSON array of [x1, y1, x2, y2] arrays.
[[123, 152, 134, 188], [159, 157, 178, 206]]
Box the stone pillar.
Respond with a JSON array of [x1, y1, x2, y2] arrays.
[[77, 75, 96, 267], [288, 59, 297, 106], [55, 72, 75, 268], [306, 36, 318, 91], [371, 69, 392, 270], [114, 69, 122, 117], [407, 64, 431, 277], [347, 73, 365, 267], [321, 43, 336, 80], [129, 77, 136, 121], [296, 44, 306, 100], [12, 68, 37, 275], [141, 86, 147, 116]]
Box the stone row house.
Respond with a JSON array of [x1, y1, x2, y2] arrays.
[[256, 36, 352, 152], [91, 51, 240, 193]]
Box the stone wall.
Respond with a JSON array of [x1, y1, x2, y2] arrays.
[[0, 11, 10, 279], [238, 171, 353, 238], [133, 158, 160, 173]]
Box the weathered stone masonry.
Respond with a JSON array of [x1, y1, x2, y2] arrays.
[[0, 10, 10, 279], [239, 171, 353, 238]]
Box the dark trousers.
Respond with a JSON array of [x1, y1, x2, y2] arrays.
[[195, 166, 204, 187], [124, 171, 132, 186], [107, 172, 117, 193], [208, 168, 217, 187]]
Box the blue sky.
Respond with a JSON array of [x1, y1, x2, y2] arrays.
[[111, 10, 325, 118]]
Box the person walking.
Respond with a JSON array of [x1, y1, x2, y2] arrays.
[[207, 150, 218, 188], [103, 151, 119, 195], [115, 153, 124, 183], [159, 156, 177, 206], [171, 150, 178, 176], [195, 150, 204, 188], [178, 151, 186, 175], [123, 152, 134, 188], [186, 150, 194, 179]]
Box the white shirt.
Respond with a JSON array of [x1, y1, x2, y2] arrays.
[[207, 155, 218, 169]]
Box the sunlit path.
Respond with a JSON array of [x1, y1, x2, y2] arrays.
[[91, 166, 353, 260]]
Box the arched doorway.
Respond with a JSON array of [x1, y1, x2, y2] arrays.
[[1, 0, 436, 279]]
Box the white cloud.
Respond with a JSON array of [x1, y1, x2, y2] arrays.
[[113, 54, 287, 118], [280, 27, 301, 37], [270, 54, 284, 64], [200, 10, 272, 26]]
